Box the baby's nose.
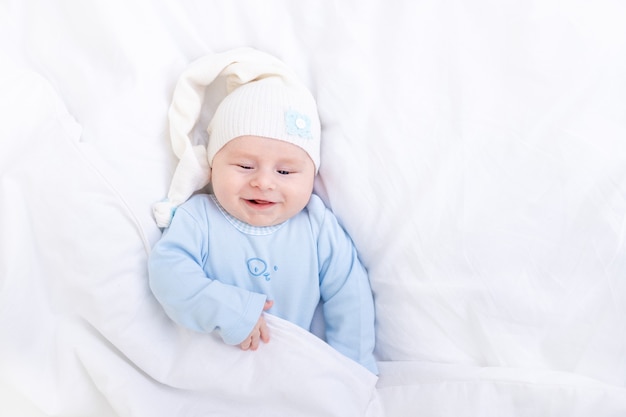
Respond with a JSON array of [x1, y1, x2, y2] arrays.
[[250, 170, 275, 190]]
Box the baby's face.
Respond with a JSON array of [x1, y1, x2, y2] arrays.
[[211, 135, 315, 227]]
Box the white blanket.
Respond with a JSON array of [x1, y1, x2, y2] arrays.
[[2, 1, 626, 416]]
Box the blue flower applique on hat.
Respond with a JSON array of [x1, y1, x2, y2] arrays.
[[285, 110, 312, 139]]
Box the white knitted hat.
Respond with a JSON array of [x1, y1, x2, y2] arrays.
[[153, 48, 320, 227], [207, 77, 320, 168]]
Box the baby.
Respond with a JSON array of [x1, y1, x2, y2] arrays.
[[148, 48, 377, 374]]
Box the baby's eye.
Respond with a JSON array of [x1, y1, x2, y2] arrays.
[[238, 165, 253, 170], [277, 169, 291, 175]]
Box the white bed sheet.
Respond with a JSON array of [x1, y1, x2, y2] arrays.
[[2, 1, 626, 416]]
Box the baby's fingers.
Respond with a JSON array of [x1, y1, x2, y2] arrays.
[[239, 336, 252, 351], [239, 312, 270, 351], [240, 330, 259, 351], [259, 318, 270, 344], [249, 329, 262, 350]]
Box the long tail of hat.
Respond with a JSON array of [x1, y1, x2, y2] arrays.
[[153, 47, 299, 228]]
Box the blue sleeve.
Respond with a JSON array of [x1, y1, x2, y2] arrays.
[[147, 201, 267, 345], [316, 205, 378, 375]]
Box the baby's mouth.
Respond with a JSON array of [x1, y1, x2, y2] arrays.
[[247, 199, 274, 206]]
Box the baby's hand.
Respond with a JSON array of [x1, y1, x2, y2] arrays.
[[239, 300, 274, 351]]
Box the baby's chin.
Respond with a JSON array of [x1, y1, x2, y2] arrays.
[[241, 216, 285, 227], [232, 210, 283, 228]]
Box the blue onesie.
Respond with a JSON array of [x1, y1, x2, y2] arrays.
[[148, 193, 378, 374]]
